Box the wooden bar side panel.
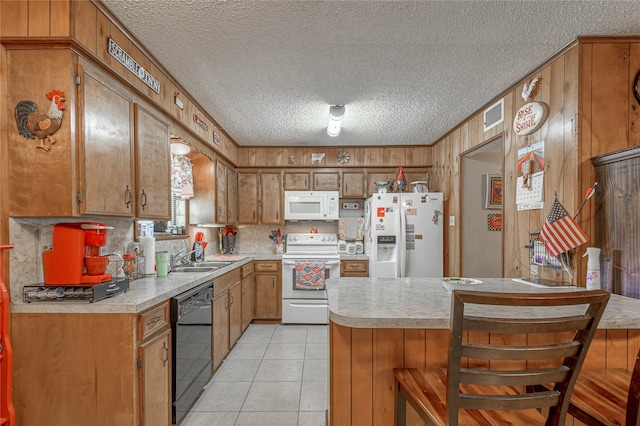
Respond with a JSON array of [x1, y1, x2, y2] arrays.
[[372, 329, 403, 425], [351, 328, 373, 426], [330, 322, 352, 425]]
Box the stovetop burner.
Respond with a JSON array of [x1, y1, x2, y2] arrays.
[[23, 277, 129, 303]]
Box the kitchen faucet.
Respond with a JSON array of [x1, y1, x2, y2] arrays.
[[170, 249, 198, 269]]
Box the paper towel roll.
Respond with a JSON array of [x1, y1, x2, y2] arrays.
[[140, 236, 156, 275]]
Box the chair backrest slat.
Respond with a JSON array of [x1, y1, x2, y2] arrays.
[[460, 366, 569, 387], [462, 341, 579, 361], [447, 289, 610, 426], [464, 315, 592, 334]]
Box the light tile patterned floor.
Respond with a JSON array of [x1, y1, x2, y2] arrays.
[[182, 324, 328, 426]]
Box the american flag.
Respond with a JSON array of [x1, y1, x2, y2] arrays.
[[539, 198, 588, 257]]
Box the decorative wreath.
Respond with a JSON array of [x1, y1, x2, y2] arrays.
[[336, 150, 350, 164]]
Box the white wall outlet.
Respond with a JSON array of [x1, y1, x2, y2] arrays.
[[530, 264, 539, 275], [449, 216, 455, 227]]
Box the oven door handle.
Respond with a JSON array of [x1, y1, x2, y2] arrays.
[[282, 260, 340, 266]]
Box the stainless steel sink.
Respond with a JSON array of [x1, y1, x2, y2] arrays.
[[189, 261, 234, 268], [170, 266, 217, 273]]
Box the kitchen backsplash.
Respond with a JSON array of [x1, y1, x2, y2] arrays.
[[7, 218, 342, 304]]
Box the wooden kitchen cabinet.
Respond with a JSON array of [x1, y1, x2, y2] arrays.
[[237, 172, 259, 224], [340, 259, 369, 277], [78, 62, 136, 217], [134, 104, 171, 219], [284, 171, 311, 190], [212, 268, 242, 371], [342, 171, 366, 198], [212, 290, 230, 372], [313, 172, 340, 191], [229, 281, 243, 347], [260, 171, 283, 225], [137, 303, 171, 426], [241, 262, 256, 331], [227, 167, 238, 225], [216, 160, 229, 223], [189, 154, 216, 224], [254, 261, 282, 320], [12, 300, 172, 426]]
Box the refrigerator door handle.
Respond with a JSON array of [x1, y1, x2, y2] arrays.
[[399, 203, 406, 277]]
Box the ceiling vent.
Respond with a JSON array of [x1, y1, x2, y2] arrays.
[[484, 98, 504, 132]]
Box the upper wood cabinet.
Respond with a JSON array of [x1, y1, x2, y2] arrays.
[[283, 172, 310, 191], [260, 171, 283, 225], [237, 172, 259, 224], [342, 171, 366, 198], [313, 172, 340, 191], [134, 104, 170, 219], [227, 167, 238, 225], [188, 154, 216, 224], [78, 63, 136, 217], [215, 160, 228, 224]]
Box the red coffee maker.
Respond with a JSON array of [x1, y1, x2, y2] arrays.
[[42, 222, 113, 285]]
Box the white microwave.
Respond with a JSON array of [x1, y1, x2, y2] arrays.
[[284, 191, 339, 221]]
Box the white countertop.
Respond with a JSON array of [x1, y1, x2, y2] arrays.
[[11, 254, 282, 314], [326, 277, 640, 329]]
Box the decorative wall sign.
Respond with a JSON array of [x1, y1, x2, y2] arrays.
[[193, 114, 208, 131], [213, 131, 220, 145], [311, 153, 325, 164], [483, 174, 502, 210], [174, 92, 184, 110], [513, 101, 548, 136], [487, 213, 502, 231], [108, 38, 160, 94], [336, 150, 350, 164]]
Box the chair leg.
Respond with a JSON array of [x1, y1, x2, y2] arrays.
[[397, 385, 407, 426]]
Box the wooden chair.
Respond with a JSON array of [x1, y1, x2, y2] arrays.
[[394, 289, 610, 426], [550, 344, 640, 426]]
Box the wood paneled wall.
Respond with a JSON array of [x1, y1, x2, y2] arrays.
[[0, 43, 9, 285], [0, 0, 237, 165], [236, 145, 432, 167]]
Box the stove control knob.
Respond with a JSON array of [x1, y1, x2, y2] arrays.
[[290, 236, 297, 242]]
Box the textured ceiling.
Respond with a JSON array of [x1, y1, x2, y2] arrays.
[[101, 1, 640, 147]]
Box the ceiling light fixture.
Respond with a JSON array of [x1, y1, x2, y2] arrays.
[[327, 105, 345, 137], [170, 135, 191, 155]]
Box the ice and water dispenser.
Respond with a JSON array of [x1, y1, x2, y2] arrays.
[[376, 235, 397, 262]]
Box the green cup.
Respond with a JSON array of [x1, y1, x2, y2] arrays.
[[155, 251, 169, 277]]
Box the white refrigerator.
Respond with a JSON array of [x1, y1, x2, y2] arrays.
[[364, 192, 443, 278]]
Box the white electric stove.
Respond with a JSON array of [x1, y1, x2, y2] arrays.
[[281, 233, 340, 324]]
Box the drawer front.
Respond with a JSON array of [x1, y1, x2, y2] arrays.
[[215, 268, 242, 297], [138, 301, 170, 341], [241, 262, 255, 277], [342, 260, 368, 273], [255, 261, 280, 272]]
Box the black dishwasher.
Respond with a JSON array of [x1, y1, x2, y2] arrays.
[[170, 281, 213, 425]]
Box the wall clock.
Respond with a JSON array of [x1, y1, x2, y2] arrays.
[[336, 150, 350, 164]]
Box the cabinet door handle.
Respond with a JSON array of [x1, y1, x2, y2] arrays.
[[125, 185, 132, 208], [225, 298, 229, 310], [253, 210, 256, 220], [276, 210, 279, 220], [163, 341, 169, 366], [141, 189, 147, 210], [230, 294, 234, 305], [147, 315, 163, 325], [304, 177, 307, 186], [345, 182, 348, 192]]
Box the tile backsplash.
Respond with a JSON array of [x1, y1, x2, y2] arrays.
[[7, 218, 340, 303]]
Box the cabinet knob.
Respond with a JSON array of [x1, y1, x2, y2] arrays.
[[163, 341, 169, 366]]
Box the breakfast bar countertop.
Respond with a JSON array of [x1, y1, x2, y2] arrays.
[[326, 277, 640, 329]]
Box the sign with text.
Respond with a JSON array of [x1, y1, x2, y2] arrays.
[[513, 102, 547, 136]]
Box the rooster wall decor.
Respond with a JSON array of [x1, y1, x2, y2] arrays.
[[14, 90, 66, 152]]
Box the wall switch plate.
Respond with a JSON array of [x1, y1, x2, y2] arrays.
[[449, 216, 455, 226], [342, 202, 361, 210]]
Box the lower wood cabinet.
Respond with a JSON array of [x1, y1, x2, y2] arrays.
[[12, 301, 172, 426], [340, 259, 369, 277], [241, 262, 256, 331], [212, 268, 242, 372], [254, 261, 282, 320]]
